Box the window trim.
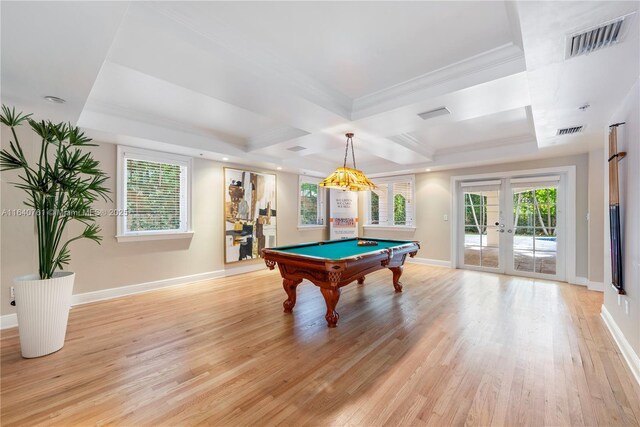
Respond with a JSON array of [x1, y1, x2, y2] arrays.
[[297, 175, 326, 229], [364, 174, 416, 228], [116, 145, 193, 242]]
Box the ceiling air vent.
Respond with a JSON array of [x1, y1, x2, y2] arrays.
[[557, 126, 584, 136], [287, 145, 306, 152], [418, 106, 450, 121], [566, 15, 630, 59]]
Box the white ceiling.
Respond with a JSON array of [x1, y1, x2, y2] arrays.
[[182, 1, 515, 99], [1, 1, 638, 176]]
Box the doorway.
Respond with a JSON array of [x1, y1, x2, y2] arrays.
[[454, 169, 573, 282]]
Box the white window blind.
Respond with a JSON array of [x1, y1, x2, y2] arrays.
[[367, 175, 415, 227], [298, 176, 325, 226], [370, 184, 389, 225], [393, 181, 413, 225], [118, 146, 191, 238]]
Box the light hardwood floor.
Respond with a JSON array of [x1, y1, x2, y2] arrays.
[[1, 264, 638, 426]]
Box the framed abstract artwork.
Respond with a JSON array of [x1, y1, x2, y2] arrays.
[[224, 168, 277, 263]]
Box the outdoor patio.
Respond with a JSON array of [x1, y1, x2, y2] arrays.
[[464, 234, 557, 274]]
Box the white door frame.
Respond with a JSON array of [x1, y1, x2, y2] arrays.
[[504, 175, 566, 281], [456, 180, 505, 274], [450, 165, 577, 284]]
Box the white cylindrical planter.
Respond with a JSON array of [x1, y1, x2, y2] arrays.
[[14, 272, 75, 358]]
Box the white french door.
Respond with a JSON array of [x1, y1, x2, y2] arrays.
[[457, 175, 566, 281], [460, 180, 504, 272]]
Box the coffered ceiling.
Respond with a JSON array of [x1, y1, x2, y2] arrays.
[[2, 1, 638, 176]]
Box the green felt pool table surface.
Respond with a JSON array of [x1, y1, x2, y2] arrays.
[[271, 238, 414, 260]]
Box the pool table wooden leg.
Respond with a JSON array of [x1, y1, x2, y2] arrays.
[[357, 276, 365, 285], [320, 287, 341, 327], [282, 279, 302, 313], [389, 266, 403, 292]]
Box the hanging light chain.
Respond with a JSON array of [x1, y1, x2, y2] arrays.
[[342, 134, 350, 169], [342, 132, 357, 170], [350, 135, 357, 170]]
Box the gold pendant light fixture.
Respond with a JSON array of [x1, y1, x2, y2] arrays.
[[319, 133, 377, 191]]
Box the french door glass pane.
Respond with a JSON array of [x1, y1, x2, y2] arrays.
[[482, 246, 500, 268], [463, 190, 500, 269], [512, 185, 558, 276], [535, 251, 556, 274], [464, 245, 481, 266], [514, 250, 534, 272], [513, 227, 534, 250]]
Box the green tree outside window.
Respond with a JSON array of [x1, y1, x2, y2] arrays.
[[394, 194, 406, 225]]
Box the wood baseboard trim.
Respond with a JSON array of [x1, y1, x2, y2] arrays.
[[407, 257, 453, 268], [601, 305, 640, 386], [0, 263, 266, 330]]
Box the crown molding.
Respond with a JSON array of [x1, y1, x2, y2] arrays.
[[351, 43, 526, 120], [131, 3, 526, 123], [83, 99, 248, 148], [79, 101, 290, 165], [143, 2, 353, 120], [434, 133, 536, 158], [246, 125, 310, 152], [387, 133, 434, 161]]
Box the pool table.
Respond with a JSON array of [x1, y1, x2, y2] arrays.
[[261, 238, 420, 327]]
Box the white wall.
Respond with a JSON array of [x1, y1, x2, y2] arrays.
[[0, 126, 604, 319], [0, 130, 327, 316], [588, 149, 605, 285], [603, 78, 640, 358], [360, 153, 592, 280]]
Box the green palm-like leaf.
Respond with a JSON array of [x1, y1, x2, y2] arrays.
[[0, 105, 32, 127], [1, 105, 110, 279], [68, 127, 95, 146], [0, 149, 24, 170]]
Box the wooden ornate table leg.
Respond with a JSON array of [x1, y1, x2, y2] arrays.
[[357, 276, 365, 285], [320, 287, 341, 327], [389, 266, 403, 292], [282, 279, 302, 313]]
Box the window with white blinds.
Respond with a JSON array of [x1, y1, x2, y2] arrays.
[[370, 184, 389, 224], [118, 147, 191, 238], [299, 176, 325, 226], [393, 182, 414, 225], [366, 175, 415, 227]]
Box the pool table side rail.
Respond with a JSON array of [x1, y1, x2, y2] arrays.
[[261, 241, 420, 288], [262, 238, 420, 262], [262, 240, 420, 327], [266, 237, 413, 251]]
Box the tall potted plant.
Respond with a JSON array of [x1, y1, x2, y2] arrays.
[[0, 106, 109, 358]]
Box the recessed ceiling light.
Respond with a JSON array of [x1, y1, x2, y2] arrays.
[[276, 167, 283, 170], [222, 157, 229, 161], [44, 95, 66, 104], [425, 168, 432, 172]]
